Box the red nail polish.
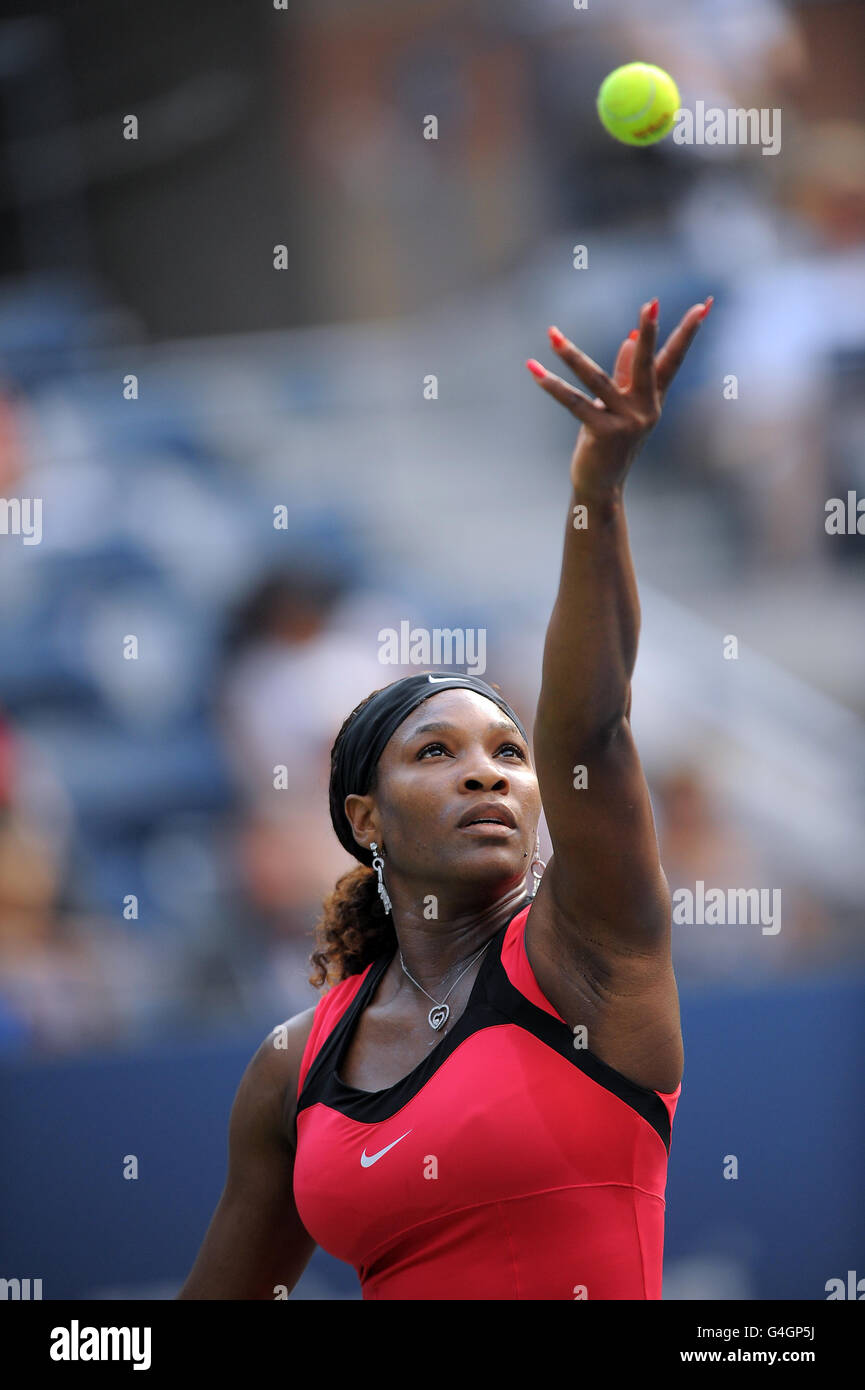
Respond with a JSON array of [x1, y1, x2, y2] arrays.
[[548, 327, 565, 348], [648, 299, 659, 322], [628, 329, 639, 341], [699, 296, 714, 320], [526, 359, 547, 379]]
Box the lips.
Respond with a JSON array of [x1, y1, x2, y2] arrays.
[[457, 802, 517, 830]]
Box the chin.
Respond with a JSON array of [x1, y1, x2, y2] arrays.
[[452, 848, 526, 884]]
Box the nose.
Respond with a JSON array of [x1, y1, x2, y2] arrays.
[[461, 761, 509, 793]]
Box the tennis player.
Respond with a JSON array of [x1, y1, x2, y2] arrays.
[[179, 295, 711, 1301]]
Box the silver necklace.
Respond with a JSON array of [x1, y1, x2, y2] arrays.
[[399, 936, 495, 1032]]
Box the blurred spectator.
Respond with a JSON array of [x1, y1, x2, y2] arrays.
[[699, 121, 865, 565], [657, 763, 836, 982], [287, 1, 548, 320], [219, 565, 386, 814], [0, 707, 158, 1053], [215, 566, 390, 1005]]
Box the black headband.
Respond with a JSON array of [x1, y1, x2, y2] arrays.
[[329, 672, 529, 864]]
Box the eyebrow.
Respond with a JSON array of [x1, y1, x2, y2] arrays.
[[405, 719, 523, 741]]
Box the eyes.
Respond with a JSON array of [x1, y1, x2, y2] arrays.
[[417, 741, 526, 762]]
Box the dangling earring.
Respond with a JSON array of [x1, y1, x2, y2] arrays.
[[530, 834, 546, 898], [369, 842, 392, 915]]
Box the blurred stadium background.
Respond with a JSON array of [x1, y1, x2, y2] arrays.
[[0, 0, 863, 1300]]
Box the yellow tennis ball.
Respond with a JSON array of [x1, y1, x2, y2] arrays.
[[596, 62, 680, 146]]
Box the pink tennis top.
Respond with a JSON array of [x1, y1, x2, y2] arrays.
[[292, 897, 681, 1300]]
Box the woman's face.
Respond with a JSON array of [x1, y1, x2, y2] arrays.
[[347, 689, 541, 894]]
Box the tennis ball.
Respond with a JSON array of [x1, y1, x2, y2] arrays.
[[596, 62, 680, 146]]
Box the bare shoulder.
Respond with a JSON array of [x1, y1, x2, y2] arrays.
[[257, 1006, 319, 1079], [237, 1005, 319, 1153]]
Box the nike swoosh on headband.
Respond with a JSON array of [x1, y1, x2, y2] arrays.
[[360, 1129, 413, 1167]]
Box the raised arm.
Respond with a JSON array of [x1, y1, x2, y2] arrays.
[[177, 1009, 317, 1300], [526, 297, 710, 965]]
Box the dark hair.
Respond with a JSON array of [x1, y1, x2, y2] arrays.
[[309, 687, 397, 987]]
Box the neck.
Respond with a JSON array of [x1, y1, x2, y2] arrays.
[[389, 880, 529, 994]]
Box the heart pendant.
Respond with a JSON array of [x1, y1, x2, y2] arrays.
[[428, 1004, 450, 1031]]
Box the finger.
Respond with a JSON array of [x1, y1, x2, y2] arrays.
[[656, 298, 713, 396], [613, 329, 640, 390], [630, 299, 659, 401], [548, 327, 623, 412], [526, 360, 607, 426]]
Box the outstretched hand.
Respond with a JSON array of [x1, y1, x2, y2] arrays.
[[527, 296, 713, 491]]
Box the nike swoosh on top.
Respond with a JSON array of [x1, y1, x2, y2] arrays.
[[360, 1129, 413, 1167], [428, 674, 463, 682]]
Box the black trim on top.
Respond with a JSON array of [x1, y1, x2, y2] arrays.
[[296, 894, 672, 1151], [481, 942, 672, 1151], [295, 897, 529, 1124]]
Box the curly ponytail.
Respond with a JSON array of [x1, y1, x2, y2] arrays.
[[309, 684, 398, 988]]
